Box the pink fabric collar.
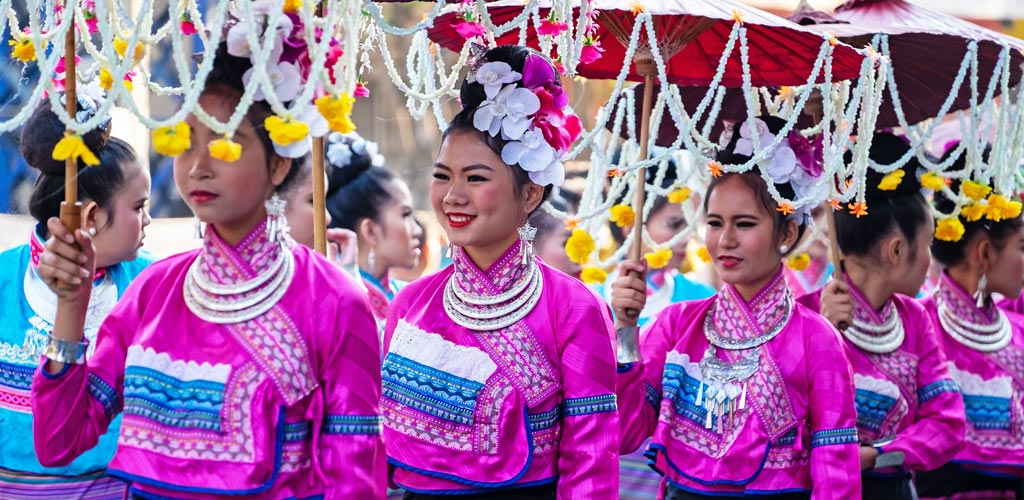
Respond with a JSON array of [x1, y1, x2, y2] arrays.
[[713, 267, 792, 341], [938, 272, 999, 325]]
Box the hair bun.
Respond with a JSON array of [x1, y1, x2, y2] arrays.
[[20, 97, 111, 176], [325, 133, 383, 194], [862, 133, 923, 199]]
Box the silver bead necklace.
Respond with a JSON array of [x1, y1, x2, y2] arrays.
[[938, 302, 1011, 352], [843, 301, 905, 354]]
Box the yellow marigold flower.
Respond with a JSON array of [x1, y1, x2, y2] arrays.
[[283, 0, 302, 12], [961, 202, 987, 222], [580, 266, 608, 285], [99, 68, 113, 91], [668, 186, 692, 204], [565, 229, 595, 265], [645, 248, 673, 269], [265, 115, 310, 146], [208, 136, 242, 163], [961, 180, 992, 201], [696, 246, 711, 263], [920, 172, 946, 192], [9, 35, 35, 63], [985, 194, 1022, 222], [878, 169, 905, 191], [315, 94, 356, 134], [52, 132, 100, 166], [935, 217, 965, 242], [151, 122, 191, 157], [609, 204, 635, 228], [786, 252, 811, 272], [114, 36, 145, 63]]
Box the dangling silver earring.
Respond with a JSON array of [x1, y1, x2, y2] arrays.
[[367, 247, 376, 275], [975, 273, 989, 308], [194, 217, 203, 239], [264, 194, 290, 245], [518, 221, 537, 265], [446, 242, 454, 259], [780, 244, 789, 254]]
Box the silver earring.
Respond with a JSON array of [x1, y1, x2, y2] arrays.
[[446, 242, 454, 259], [976, 274, 989, 308], [194, 217, 203, 239], [368, 247, 376, 274], [780, 244, 789, 254], [87, 227, 97, 236], [518, 221, 538, 265], [264, 194, 290, 245]]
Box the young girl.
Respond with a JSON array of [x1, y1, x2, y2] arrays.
[[30, 43, 386, 499], [915, 171, 1024, 498], [380, 45, 620, 498], [0, 98, 151, 499], [802, 134, 965, 499], [326, 133, 422, 328], [613, 117, 861, 499]]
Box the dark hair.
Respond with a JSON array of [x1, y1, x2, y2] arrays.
[[931, 149, 1023, 267], [442, 45, 556, 212], [21, 99, 139, 228], [325, 135, 399, 232], [705, 116, 808, 251], [205, 42, 304, 190], [835, 133, 930, 257]]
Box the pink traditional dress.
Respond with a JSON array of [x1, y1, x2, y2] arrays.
[[916, 274, 1024, 499], [31, 219, 387, 499], [999, 296, 1024, 315], [381, 241, 620, 498], [799, 284, 965, 499], [617, 269, 861, 499]]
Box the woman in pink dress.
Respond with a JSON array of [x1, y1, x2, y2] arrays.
[[612, 116, 861, 499], [801, 133, 966, 499], [380, 45, 620, 499], [30, 41, 386, 499], [915, 165, 1024, 499]]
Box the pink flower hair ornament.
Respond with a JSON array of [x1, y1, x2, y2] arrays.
[[466, 53, 581, 187]]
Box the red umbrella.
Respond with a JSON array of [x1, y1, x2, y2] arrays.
[[793, 0, 1024, 128]]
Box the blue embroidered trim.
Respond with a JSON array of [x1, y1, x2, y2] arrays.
[[962, 394, 1012, 431], [324, 415, 381, 435], [122, 366, 225, 432], [563, 394, 616, 416], [528, 406, 560, 432], [0, 360, 33, 391], [662, 363, 724, 429], [811, 427, 858, 447], [854, 389, 897, 433], [644, 382, 661, 411], [382, 354, 483, 426], [774, 427, 798, 447], [917, 379, 960, 405], [283, 421, 312, 442], [87, 373, 122, 420]]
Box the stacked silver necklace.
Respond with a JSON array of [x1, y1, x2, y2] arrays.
[[443, 260, 543, 332], [184, 246, 295, 324], [696, 297, 792, 432], [938, 301, 1011, 352], [843, 302, 905, 354]]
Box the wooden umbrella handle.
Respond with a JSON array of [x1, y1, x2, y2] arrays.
[[57, 1, 80, 290], [624, 73, 657, 321]]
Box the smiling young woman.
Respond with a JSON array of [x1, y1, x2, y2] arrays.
[[379, 45, 620, 499], [30, 40, 386, 499], [611, 116, 861, 499]]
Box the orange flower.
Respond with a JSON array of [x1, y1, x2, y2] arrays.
[[848, 201, 868, 218], [732, 9, 745, 25], [607, 168, 623, 178], [776, 202, 795, 216], [828, 199, 841, 211], [629, 0, 645, 16], [828, 34, 838, 47], [707, 161, 724, 178], [564, 217, 580, 231]]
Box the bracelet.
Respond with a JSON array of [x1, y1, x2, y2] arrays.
[[616, 326, 641, 364], [43, 337, 89, 365]]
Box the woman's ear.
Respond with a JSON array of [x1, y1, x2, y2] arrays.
[[522, 183, 545, 218], [270, 155, 292, 188], [975, 236, 994, 275], [883, 234, 904, 268], [82, 200, 101, 234], [358, 218, 380, 247], [780, 218, 800, 252]]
